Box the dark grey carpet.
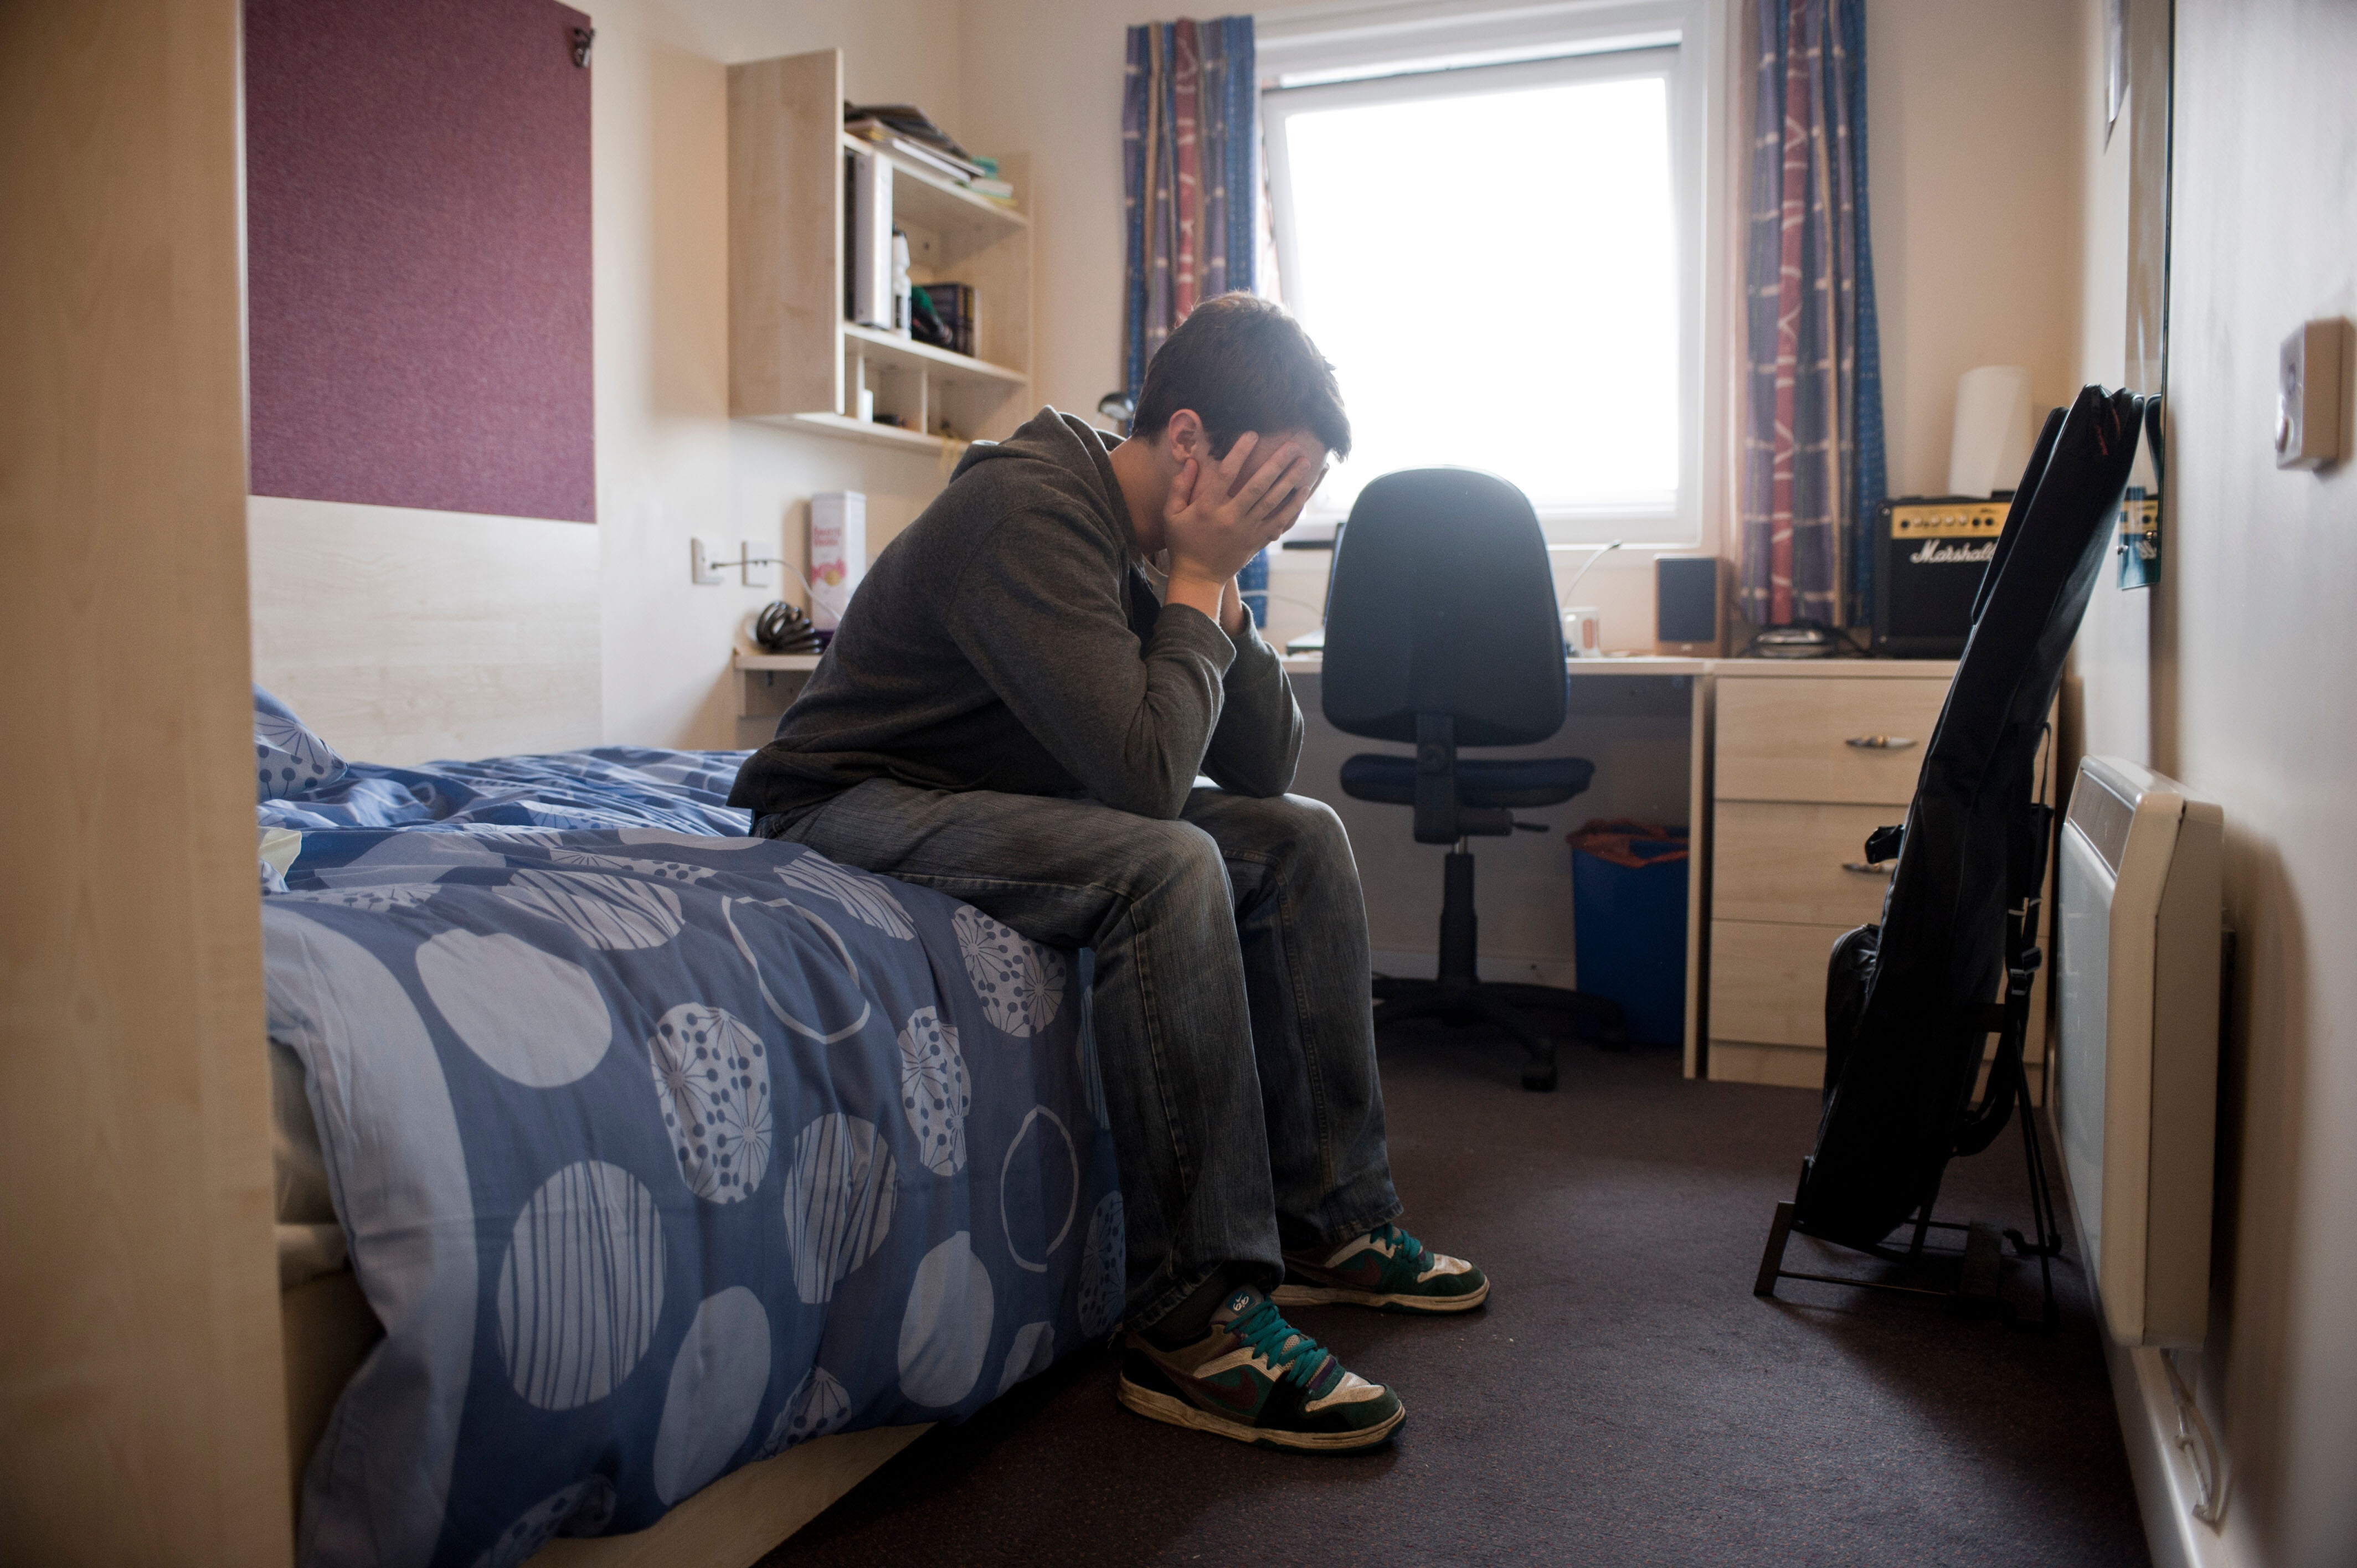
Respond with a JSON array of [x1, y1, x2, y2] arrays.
[[763, 1023, 2149, 1568]]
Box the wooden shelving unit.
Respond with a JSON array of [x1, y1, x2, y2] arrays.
[[727, 50, 1033, 452]]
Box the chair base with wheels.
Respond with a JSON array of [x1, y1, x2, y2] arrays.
[[1341, 747, 1627, 1092]]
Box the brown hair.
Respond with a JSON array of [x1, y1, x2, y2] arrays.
[[1131, 292, 1352, 460]]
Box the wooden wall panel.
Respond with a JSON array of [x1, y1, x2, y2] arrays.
[[0, 1, 292, 1562], [249, 497, 603, 766]]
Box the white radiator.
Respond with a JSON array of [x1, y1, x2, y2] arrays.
[[2053, 756, 2224, 1348]]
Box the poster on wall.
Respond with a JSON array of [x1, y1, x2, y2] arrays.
[[2117, 0, 2171, 590], [245, 0, 596, 524]]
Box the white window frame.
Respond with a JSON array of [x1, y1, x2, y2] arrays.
[[1258, 0, 1727, 549]]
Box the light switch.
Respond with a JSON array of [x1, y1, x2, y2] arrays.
[[690, 537, 726, 585], [2276, 319, 2344, 470], [741, 540, 773, 589]]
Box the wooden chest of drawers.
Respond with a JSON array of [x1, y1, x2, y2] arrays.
[[1702, 663, 2050, 1092]]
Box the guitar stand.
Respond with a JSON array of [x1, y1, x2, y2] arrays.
[[1758, 833, 2068, 1327], [1753, 1073, 2066, 1329]]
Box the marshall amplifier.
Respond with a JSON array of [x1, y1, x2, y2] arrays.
[[1872, 496, 2006, 657]]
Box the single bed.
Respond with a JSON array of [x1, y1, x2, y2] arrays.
[[254, 693, 1120, 1568]]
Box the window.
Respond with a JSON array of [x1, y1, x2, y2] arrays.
[[1263, 8, 1715, 544]]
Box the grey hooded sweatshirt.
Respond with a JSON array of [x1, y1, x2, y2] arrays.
[[727, 406, 1303, 823]]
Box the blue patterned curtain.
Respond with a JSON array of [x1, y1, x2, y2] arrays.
[[1739, 0, 1885, 627], [1122, 16, 1257, 405]]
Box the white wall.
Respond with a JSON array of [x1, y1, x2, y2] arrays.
[[2067, 3, 2357, 1564], [1865, 0, 2081, 499], [588, 0, 974, 750]]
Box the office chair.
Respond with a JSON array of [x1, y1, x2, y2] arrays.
[[1322, 468, 1625, 1091]]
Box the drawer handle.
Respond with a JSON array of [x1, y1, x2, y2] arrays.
[[1841, 860, 1896, 875], [1844, 735, 1917, 750]]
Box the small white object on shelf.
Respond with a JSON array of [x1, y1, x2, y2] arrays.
[[807, 492, 864, 630]]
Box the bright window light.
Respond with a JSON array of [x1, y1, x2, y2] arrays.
[[1267, 49, 1691, 538]]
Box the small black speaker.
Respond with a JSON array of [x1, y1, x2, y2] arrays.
[[1655, 555, 1725, 654], [1872, 497, 2006, 657]]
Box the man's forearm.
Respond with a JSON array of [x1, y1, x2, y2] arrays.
[[1164, 569, 1233, 631], [1202, 625, 1302, 797]]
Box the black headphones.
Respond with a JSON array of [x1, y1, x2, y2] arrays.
[[754, 601, 825, 653]]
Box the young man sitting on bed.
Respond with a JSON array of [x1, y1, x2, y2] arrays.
[[729, 292, 1483, 1453]]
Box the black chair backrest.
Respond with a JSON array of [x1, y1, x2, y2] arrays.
[[1321, 468, 1566, 746], [1798, 385, 2145, 1246]]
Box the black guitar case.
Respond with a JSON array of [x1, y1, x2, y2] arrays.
[[1795, 385, 2147, 1248]]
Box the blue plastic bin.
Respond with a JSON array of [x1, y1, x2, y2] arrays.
[[1568, 820, 1690, 1047]]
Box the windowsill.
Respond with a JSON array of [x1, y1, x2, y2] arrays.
[[1279, 525, 1712, 554]]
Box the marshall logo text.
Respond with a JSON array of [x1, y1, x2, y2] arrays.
[[1909, 539, 1998, 566]]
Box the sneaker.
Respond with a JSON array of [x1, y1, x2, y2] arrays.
[[1116, 1287, 1404, 1452], [1272, 1223, 1490, 1314]]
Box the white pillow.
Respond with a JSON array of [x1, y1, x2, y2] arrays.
[[254, 686, 349, 801]]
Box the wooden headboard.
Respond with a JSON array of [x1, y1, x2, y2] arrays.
[[248, 496, 601, 766]]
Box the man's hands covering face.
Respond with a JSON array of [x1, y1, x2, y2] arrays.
[[1161, 432, 1322, 591]]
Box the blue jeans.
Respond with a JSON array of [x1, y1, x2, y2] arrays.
[[758, 782, 1401, 1328]]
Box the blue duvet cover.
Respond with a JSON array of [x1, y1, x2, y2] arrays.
[[257, 746, 755, 837], [262, 755, 1120, 1568]]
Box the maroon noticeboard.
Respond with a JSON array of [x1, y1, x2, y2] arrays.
[[245, 0, 596, 523]]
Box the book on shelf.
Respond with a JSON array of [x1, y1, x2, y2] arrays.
[[843, 103, 981, 164], [848, 125, 984, 185], [841, 104, 1016, 204], [915, 282, 976, 358]]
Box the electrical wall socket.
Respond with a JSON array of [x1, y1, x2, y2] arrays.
[[2276, 319, 2345, 470], [690, 537, 726, 585], [741, 541, 772, 589]]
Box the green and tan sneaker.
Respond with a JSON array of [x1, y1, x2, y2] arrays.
[[1117, 1287, 1404, 1452], [1273, 1223, 1490, 1314]]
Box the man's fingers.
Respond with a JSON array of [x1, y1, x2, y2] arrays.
[[1214, 432, 1262, 497], [1234, 443, 1306, 520], [1256, 454, 1314, 527], [1268, 457, 1325, 536], [1167, 457, 1198, 513], [1261, 481, 1313, 543], [1231, 441, 1303, 513], [1268, 457, 1330, 533]]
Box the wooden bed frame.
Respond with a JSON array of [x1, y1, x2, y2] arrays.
[[280, 1273, 928, 1566]]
